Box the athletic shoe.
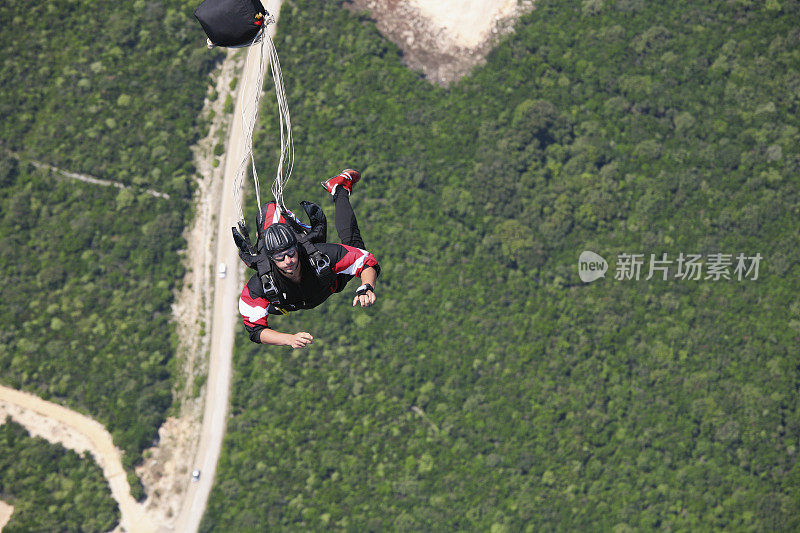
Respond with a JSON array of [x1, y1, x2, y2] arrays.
[[321, 169, 361, 195]]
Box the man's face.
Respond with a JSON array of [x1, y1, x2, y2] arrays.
[[272, 246, 299, 276]]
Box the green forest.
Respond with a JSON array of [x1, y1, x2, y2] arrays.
[[0, 418, 118, 532], [204, 0, 799, 530], [0, 0, 219, 516], [1, 0, 798, 530]]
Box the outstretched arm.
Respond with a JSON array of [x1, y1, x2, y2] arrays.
[[240, 277, 312, 347], [259, 328, 314, 348]]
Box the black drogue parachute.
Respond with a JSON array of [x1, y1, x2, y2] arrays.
[[195, 0, 267, 48]]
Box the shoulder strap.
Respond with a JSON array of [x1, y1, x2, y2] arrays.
[[297, 235, 335, 287], [255, 258, 298, 314], [254, 254, 279, 299]]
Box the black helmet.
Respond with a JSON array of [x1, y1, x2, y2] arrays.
[[263, 223, 297, 256]]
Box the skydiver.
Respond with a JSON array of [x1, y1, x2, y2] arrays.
[[238, 170, 380, 348]]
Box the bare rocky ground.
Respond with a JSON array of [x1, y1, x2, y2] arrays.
[[347, 0, 533, 85]]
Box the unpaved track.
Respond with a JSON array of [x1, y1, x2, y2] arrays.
[[29, 160, 171, 199], [0, 500, 14, 530], [0, 386, 157, 533]]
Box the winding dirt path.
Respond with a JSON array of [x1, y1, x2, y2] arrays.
[[0, 387, 157, 533], [30, 160, 171, 199], [0, 500, 13, 531]]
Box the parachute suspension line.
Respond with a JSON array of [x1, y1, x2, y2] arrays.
[[266, 30, 294, 216], [232, 24, 267, 225], [231, 16, 294, 227]]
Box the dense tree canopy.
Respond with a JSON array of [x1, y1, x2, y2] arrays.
[[0, 0, 220, 197], [205, 0, 799, 530], [1, 0, 798, 529]]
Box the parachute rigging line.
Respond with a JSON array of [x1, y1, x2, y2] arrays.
[[232, 16, 294, 226]]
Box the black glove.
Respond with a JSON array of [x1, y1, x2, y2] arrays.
[[232, 221, 254, 253]]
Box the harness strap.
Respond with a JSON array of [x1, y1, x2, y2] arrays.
[[298, 237, 335, 288], [234, 202, 334, 314]]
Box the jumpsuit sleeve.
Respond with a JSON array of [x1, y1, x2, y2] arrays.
[[239, 275, 269, 344], [329, 244, 380, 277]]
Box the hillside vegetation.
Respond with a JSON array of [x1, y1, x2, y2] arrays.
[[0, 0, 220, 507], [205, 0, 799, 530]]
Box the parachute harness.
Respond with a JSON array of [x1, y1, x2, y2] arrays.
[[233, 15, 295, 228]]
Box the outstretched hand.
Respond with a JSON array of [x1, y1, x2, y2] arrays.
[[353, 290, 377, 308], [289, 332, 313, 349]]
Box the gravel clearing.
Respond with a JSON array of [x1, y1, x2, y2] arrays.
[[347, 0, 534, 84]]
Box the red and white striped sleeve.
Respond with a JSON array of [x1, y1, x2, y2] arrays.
[[332, 244, 379, 277], [239, 280, 268, 341]]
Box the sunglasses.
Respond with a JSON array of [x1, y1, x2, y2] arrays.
[[271, 246, 298, 262]]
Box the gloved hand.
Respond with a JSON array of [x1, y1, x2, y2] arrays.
[[232, 221, 254, 252]]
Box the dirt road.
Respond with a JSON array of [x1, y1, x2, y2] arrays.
[[0, 500, 14, 530], [0, 386, 157, 533]]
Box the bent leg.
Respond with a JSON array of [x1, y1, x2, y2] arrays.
[[333, 188, 365, 249]]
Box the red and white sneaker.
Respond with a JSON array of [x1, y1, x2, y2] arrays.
[[321, 169, 361, 195]]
